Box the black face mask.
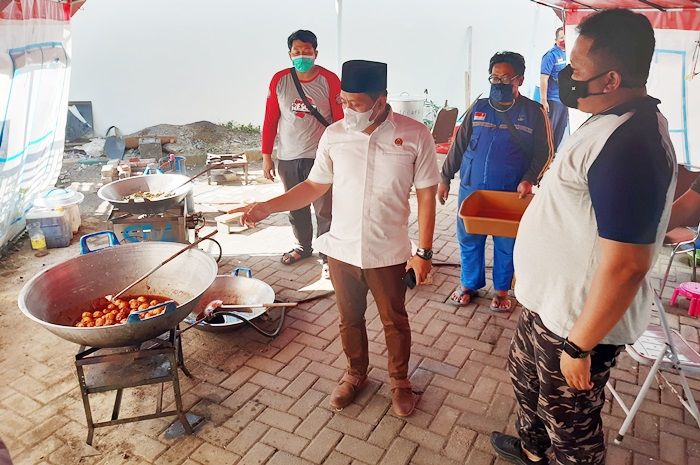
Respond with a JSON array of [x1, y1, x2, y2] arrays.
[[558, 64, 610, 109]]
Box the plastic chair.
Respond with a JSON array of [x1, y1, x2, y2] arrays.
[[659, 221, 700, 298], [606, 291, 700, 444], [671, 282, 700, 316], [431, 105, 459, 145]]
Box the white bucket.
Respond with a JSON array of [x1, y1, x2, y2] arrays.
[[388, 92, 425, 122], [33, 188, 85, 234]]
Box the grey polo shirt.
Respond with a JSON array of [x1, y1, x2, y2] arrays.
[[514, 97, 677, 345]]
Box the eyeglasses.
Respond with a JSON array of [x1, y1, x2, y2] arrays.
[[488, 75, 521, 85]]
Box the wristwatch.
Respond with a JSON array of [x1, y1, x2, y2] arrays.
[[416, 248, 433, 260], [563, 338, 591, 359]]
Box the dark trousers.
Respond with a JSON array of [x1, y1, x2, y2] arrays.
[[509, 308, 623, 465], [277, 158, 332, 259], [547, 99, 569, 150], [327, 257, 412, 380]]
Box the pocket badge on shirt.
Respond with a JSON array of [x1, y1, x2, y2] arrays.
[[474, 112, 486, 121], [394, 138, 403, 147]]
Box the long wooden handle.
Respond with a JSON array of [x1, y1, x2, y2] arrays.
[[219, 302, 298, 310], [112, 230, 218, 301], [169, 164, 222, 192]]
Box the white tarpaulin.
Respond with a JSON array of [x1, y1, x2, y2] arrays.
[[0, 0, 72, 250], [648, 29, 699, 168]]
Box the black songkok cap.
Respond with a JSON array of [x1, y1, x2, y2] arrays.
[[341, 60, 387, 93]]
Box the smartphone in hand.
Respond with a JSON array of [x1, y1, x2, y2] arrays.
[[404, 268, 417, 289]]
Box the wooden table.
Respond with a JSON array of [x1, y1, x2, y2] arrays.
[[206, 152, 249, 185]]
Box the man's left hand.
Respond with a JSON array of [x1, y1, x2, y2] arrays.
[[406, 255, 432, 285], [560, 351, 593, 391], [517, 180, 533, 199]]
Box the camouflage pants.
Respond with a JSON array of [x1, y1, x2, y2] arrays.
[[508, 308, 623, 465]]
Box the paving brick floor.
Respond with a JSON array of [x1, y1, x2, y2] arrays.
[[1, 185, 700, 465]]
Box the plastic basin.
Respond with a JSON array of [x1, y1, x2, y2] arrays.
[[459, 190, 533, 238]]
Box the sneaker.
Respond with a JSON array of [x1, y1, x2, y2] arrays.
[[321, 263, 330, 280], [490, 432, 548, 465]]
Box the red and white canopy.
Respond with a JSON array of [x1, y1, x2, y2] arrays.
[[531, 0, 700, 30], [0, 0, 85, 21]]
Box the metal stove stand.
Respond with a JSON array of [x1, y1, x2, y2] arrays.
[[109, 205, 189, 244], [74, 329, 193, 445]]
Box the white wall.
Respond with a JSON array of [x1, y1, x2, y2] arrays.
[[69, 0, 561, 135]]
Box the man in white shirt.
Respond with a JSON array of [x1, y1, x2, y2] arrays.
[[490, 9, 676, 465], [232, 60, 440, 417]]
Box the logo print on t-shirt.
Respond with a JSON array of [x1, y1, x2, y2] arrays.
[[291, 96, 316, 118]]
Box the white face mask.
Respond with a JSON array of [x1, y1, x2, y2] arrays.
[[343, 100, 378, 132]]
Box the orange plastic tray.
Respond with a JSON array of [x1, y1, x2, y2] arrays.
[[458, 190, 533, 238]]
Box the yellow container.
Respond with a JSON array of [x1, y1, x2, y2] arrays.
[[459, 190, 533, 238]]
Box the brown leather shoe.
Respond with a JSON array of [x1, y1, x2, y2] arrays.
[[329, 372, 367, 411], [391, 378, 417, 417]]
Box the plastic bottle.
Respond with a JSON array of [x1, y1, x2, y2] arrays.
[[28, 223, 47, 251]]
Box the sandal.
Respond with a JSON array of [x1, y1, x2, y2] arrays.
[[450, 286, 478, 306], [490, 293, 515, 312], [281, 248, 312, 265]]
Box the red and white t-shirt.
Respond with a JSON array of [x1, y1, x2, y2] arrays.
[[262, 66, 343, 160]]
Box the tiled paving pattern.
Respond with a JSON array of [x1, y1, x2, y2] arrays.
[[1, 183, 699, 465]]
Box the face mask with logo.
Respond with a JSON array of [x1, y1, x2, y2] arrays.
[[558, 64, 610, 109], [292, 55, 315, 73], [489, 83, 514, 104], [343, 100, 378, 132]]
